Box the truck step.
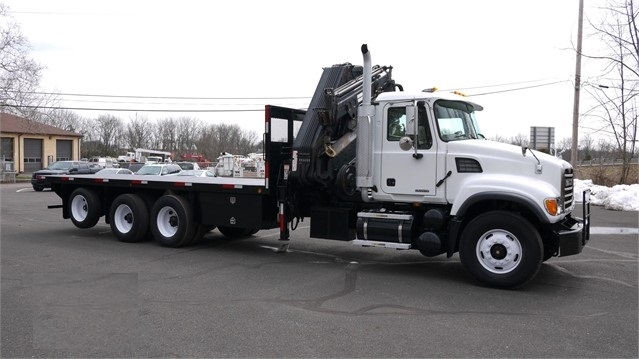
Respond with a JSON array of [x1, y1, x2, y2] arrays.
[[351, 239, 412, 250]]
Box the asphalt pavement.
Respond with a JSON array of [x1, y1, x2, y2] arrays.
[[1, 183, 637, 358]]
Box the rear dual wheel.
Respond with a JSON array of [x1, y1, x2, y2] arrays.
[[109, 194, 149, 243], [150, 195, 197, 247]]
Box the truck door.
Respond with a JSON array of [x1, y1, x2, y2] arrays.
[[380, 104, 439, 197]]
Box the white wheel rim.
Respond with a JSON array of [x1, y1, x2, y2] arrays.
[[475, 229, 522, 274], [157, 206, 178, 237], [114, 204, 133, 233], [70, 195, 88, 221]]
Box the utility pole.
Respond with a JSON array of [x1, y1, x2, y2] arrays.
[[571, 0, 584, 166]]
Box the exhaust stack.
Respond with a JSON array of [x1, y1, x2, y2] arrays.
[[361, 44, 372, 107], [356, 44, 375, 193]]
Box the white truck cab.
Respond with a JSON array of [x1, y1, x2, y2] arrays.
[[365, 91, 575, 224], [350, 44, 588, 288]]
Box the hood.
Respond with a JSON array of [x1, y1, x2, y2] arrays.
[[33, 169, 69, 176], [446, 140, 570, 176]]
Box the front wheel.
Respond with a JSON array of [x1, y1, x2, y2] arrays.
[[69, 188, 102, 229], [150, 195, 196, 247], [459, 211, 543, 289]]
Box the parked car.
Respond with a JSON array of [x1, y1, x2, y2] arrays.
[[31, 161, 95, 191], [169, 169, 215, 177], [176, 162, 201, 171], [136, 163, 182, 176], [95, 168, 134, 175]]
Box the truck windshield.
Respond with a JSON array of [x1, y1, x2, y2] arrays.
[[434, 100, 481, 141], [137, 166, 162, 175]]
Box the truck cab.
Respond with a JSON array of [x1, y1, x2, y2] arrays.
[[366, 91, 576, 224]]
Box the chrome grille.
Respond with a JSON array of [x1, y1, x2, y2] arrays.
[[563, 168, 574, 209]]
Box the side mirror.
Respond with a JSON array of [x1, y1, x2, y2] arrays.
[[399, 136, 413, 151], [405, 106, 416, 136]]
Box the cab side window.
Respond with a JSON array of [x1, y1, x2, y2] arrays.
[[416, 105, 433, 149], [386, 106, 432, 149], [387, 107, 407, 140]]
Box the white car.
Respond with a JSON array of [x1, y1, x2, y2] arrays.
[[95, 168, 134, 175], [170, 169, 215, 177], [136, 163, 182, 176]]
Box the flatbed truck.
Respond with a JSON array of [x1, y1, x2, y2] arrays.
[[46, 45, 590, 288]]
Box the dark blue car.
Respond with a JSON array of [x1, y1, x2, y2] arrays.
[[31, 161, 97, 191]]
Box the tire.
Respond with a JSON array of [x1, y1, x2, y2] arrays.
[[150, 195, 196, 247], [109, 194, 149, 243], [69, 188, 102, 229], [33, 185, 44, 192], [218, 226, 253, 238], [459, 211, 543, 289]]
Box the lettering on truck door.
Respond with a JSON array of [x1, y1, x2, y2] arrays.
[[380, 104, 439, 197]]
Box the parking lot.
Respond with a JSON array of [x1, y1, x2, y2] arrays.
[[1, 182, 637, 358]]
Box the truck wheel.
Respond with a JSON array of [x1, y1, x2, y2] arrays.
[[459, 211, 543, 289], [150, 195, 196, 247], [109, 194, 149, 243], [218, 226, 253, 238], [69, 188, 102, 229]]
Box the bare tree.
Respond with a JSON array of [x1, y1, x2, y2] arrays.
[[509, 133, 529, 146], [585, 0, 638, 184], [0, 3, 45, 118], [92, 114, 123, 156], [124, 113, 150, 150], [196, 123, 260, 161], [488, 134, 509, 143], [175, 117, 202, 155], [555, 137, 572, 160], [156, 118, 178, 153]]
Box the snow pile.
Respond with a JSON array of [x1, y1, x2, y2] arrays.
[[575, 179, 639, 211]]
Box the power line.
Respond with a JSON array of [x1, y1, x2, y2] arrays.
[[5, 78, 574, 112], [442, 78, 567, 91], [468, 80, 570, 97], [8, 90, 312, 101], [13, 77, 569, 101], [4, 104, 272, 113], [58, 98, 308, 107]]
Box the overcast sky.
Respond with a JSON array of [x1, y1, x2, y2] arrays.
[[3, 0, 609, 142]]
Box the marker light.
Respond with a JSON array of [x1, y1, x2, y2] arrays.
[[544, 198, 560, 216]]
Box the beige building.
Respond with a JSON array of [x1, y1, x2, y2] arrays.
[[0, 112, 83, 173]]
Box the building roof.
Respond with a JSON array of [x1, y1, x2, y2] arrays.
[[0, 112, 83, 137]]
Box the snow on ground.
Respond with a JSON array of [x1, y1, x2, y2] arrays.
[[575, 179, 639, 212]]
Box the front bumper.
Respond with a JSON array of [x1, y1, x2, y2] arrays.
[[31, 175, 53, 188], [554, 190, 591, 257]]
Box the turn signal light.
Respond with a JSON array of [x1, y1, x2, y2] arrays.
[[544, 198, 559, 216]]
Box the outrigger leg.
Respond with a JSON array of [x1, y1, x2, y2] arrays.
[[277, 201, 289, 253], [276, 163, 291, 253]]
